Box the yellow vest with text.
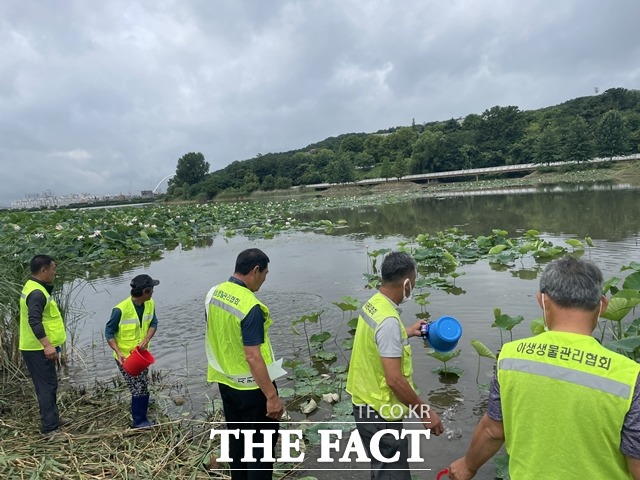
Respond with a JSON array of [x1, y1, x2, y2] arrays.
[[113, 297, 155, 359], [19, 280, 66, 350], [346, 292, 414, 420], [206, 281, 274, 390], [498, 330, 640, 480]]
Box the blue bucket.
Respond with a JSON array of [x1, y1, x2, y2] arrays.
[[423, 316, 462, 352]]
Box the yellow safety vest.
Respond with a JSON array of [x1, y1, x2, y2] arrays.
[[498, 330, 640, 479], [19, 279, 66, 351], [205, 281, 275, 390], [346, 292, 414, 420], [113, 297, 155, 359]]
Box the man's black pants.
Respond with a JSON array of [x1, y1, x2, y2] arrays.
[[22, 349, 59, 433], [353, 405, 411, 480], [218, 383, 280, 480]]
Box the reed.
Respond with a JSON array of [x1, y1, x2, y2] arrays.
[[0, 374, 230, 479], [0, 259, 26, 372], [0, 250, 89, 373]]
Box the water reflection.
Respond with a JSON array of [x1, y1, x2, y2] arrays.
[[428, 386, 463, 409], [510, 267, 542, 280], [301, 183, 640, 241]]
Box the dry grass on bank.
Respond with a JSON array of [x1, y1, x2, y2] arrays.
[[0, 372, 225, 480], [370, 180, 423, 192], [613, 160, 640, 185]]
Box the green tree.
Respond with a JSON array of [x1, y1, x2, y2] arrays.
[[380, 158, 393, 180], [339, 134, 365, 154], [171, 186, 185, 199], [242, 172, 260, 193], [437, 133, 468, 171], [410, 130, 444, 173], [312, 148, 336, 171], [353, 151, 374, 168], [509, 122, 541, 165], [200, 174, 226, 199], [461, 113, 482, 131], [623, 111, 640, 152], [535, 127, 561, 164], [596, 110, 629, 159], [381, 127, 417, 159], [299, 167, 323, 185], [364, 135, 384, 163], [564, 116, 594, 162], [394, 154, 409, 179], [326, 154, 355, 183], [274, 176, 293, 190], [478, 106, 526, 154], [174, 152, 210, 186], [261, 174, 276, 191], [441, 118, 461, 133], [459, 144, 480, 169]]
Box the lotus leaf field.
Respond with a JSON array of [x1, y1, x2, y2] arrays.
[[0, 200, 343, 278]]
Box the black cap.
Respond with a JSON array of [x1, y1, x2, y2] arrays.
[[130, 274, 160, 290]]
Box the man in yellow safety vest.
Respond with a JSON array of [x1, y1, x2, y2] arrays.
[[19, 254, 71, 437], [447, 257, 640, 480], [347, 251, 444, 479], [205, 248, 286, 480]]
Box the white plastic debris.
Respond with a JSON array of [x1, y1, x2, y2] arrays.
[[321, 393, 340, 404], [301, 398, 318, 414]]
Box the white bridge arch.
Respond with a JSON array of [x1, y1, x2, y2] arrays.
[[153, 174, 175, 193]]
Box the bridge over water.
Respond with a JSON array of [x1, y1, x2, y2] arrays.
[[301, 154, 640, 190]]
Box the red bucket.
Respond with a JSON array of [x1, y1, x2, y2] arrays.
[[123, 346, 155, 376]]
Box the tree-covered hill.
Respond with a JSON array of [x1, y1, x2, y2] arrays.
[[167, 87, 640, 200]]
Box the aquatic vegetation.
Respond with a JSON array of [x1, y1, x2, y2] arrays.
[[290, 308, 344, 364], [470, 340, 497, 386], [491, 308, 525, 346], [414, 291, 431, 320], [0, 200, 357, 280], [428, 348, 463, 378], [598, 263, 640, 360], [331, 296, 360, 358]]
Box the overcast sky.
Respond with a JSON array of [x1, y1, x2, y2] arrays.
[[1, 0, 639, 206]]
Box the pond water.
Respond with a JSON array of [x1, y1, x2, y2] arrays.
[[70, 182, 640, 479]]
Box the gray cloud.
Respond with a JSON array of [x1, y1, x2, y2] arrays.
[[1, 0, 639, 206]]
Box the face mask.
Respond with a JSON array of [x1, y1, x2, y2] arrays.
[[541, 293, 548, 331], [594, 299, 603, 328], [400, 278, 413, 304]]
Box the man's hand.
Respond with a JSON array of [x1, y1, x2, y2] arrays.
[[138, 340, 149, 352], [245, 345, 284, 420], [448, 457, 477, 480], [266, 394, 284, 419], [407, 320, 426, 338], [421, 407, 444, 436], [43, 344, 58, 362]]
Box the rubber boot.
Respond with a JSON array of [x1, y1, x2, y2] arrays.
[[131, 395, 154, 428]]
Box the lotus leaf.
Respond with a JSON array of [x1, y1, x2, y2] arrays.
[[470, 340, 496, 359], [602, 290, 640, 322]]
